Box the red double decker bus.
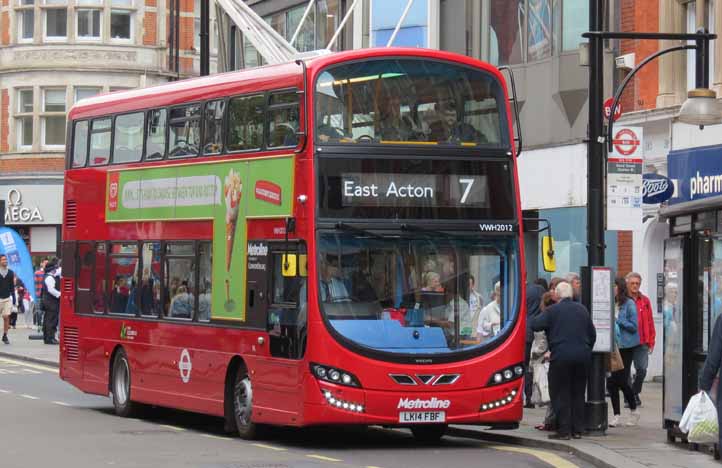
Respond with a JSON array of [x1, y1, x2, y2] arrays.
[[60, 47, 528, 441]]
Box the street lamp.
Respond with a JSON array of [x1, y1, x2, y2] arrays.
[[583, 2, 718, 435]]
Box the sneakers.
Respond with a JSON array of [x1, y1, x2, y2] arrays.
[[626, 409, 641, 426], [609, 415, 621, 427], [2, 334, 8, 344]]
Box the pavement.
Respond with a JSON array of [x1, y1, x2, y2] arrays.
[[1, 325, 719, 468]]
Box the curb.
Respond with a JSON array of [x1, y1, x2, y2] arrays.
[[447, 426, 647, 468], [0, 351, 59, 369]]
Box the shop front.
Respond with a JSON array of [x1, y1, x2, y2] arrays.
[[661, 144, 722, 440], [0, 182, 63, 261]]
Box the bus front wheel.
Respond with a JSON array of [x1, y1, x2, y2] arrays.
[[233, 367, 259, 439], [111, 349, 139, 417], [410, 424, 447, 443]]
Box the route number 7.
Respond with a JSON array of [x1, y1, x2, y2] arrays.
[[459, 178, 475, 204]]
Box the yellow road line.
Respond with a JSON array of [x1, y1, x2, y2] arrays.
[[20, 394, 39, 400], [201, 434, 234, 441], [490, 445, 579, 468], [307, 454, 342, 462], [0, 357, 57, 373], [252, 443, 287, 451], [159, 424, 186, 432]]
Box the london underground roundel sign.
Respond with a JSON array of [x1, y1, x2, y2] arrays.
[[612, 128, 640, 156], [642, 173, 674, 204]]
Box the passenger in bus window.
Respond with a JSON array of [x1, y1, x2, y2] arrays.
[[110, 276, 129, 314], [376, 92, 424, 142], [198, 281, 211, 321], [319, 258, 350, 303], [477, 282, 501, 341], [421, 272, 443, 292], [169, 285, 193, 318], [443, 278, 473, 338], [428, 86, 484, 145]]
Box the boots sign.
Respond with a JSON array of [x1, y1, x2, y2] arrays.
[[3, 189, 43, 223]]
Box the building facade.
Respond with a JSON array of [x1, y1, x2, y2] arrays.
[[0, 0, 218, 259]]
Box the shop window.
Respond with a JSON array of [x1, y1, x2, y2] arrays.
[[145, 108, 167, 160], [370, 0, 428, 48], [112, 112, 144, 163], [45, 8, 67, 40], [267, 92, 299, 148], [227, 94, 264, 151], [287, 3, 314, 52], [42, 88, 66, 147], [72, 120, 89, 168], [168, 105, 200, 158], [527, 0, 552, 61], [89, 117, 112, 165], [77, 8, 101, 39], [203, 100, 225, 155], [490, 0, 524, 65], [317, 0, 340, 50]]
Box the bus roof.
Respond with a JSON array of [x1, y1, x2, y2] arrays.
[[69, 47, 505, 121]]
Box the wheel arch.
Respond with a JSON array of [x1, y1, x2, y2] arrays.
[[107, 344, 126, 394], [223, 355, 247, 432]]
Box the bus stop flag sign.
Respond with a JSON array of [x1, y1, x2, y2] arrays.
[[607, 126, 643, 231]]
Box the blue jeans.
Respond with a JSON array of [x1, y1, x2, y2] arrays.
[[631, 344, 649, 395]]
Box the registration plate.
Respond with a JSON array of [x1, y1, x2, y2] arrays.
[[398, 411, 446, 424]]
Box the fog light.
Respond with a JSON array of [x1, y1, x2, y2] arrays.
[[329, 370, 341, 381], [349, 404, 356, 411], [336, 401, 343, 407], [357, 405, 364, 412], [329, 397, 336, 404], [324, 391, 332, 399], [511, 389, 517, 396]]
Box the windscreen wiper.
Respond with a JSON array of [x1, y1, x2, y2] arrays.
[[334, 222, 389, 239]]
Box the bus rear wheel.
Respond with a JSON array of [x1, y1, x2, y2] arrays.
[[111, 349, 139, 417], [410, 424, 447, 443], [233, 367, 260, 439]]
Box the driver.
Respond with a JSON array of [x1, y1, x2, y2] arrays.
[[319, 257, 350, 303]]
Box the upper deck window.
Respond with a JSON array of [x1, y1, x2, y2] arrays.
[[228, 94, 264, 152], [112, 112, 144, 163], [267, 91, 299, 149], [72, 120, 89, 168], [168, 105, 200, 158], [315, 59, 509, 148], [89, 117, 112, 166]]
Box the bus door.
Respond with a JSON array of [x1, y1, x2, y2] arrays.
[[246, 240, 306, 419]]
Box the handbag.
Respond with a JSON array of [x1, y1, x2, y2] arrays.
[[609, 346, 624, 373]]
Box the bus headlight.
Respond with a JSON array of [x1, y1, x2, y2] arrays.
[[487, 363, 525, 386], [311, 363, 361, 387]]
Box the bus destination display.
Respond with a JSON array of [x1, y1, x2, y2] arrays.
[[341, 173, 488, 208]]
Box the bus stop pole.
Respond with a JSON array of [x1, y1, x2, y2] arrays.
[[585, 0, 608, 435]]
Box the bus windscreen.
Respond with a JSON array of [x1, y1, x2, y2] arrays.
[[315, 59, 509, 147]]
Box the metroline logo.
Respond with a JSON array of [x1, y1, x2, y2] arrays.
[[397, 397, 451, 410]]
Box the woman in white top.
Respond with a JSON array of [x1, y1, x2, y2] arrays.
[[477, 282, 501, 340]]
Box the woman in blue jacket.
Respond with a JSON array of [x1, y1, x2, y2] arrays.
[[607, 277, 641, 427]]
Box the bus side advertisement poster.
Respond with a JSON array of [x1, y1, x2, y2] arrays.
[[104, 156, 294, 321]]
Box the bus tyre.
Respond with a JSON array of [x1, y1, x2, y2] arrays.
[[233, 367, 259, 439], [410, 424, 447, 443], [111, 349, 138, 417]]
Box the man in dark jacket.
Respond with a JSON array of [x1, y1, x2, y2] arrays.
[[0, 254, 16, 344], [525, 282, 546, 408], [700, 314, 722, 451], [42, 260, 61, 345], [531, 281, 596, 440]]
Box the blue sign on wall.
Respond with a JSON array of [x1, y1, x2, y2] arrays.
[[0, 227, 37, 301], [642, 173, 674, 204], [668, 144, 722, 205]]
